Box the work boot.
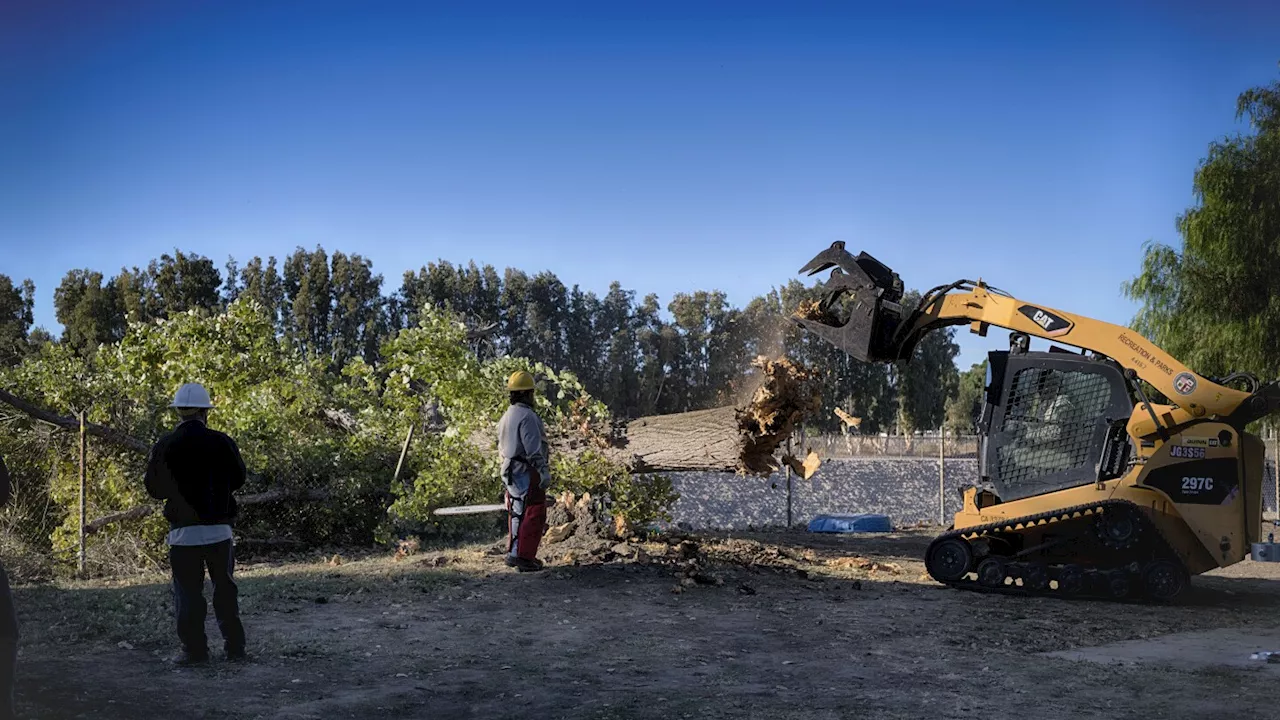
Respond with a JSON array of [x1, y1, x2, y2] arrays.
[[504, 556, 543, 572], [226, 647, 247, 663], [170, 649, 209, 667]]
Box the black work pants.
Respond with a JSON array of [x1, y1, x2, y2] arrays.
[[169, 540, 245, 656]]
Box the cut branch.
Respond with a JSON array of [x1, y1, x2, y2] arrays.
[[84, 506, 156, 534], [234, 537, 310, 552], [466, 322, 500, 340], [0, 388, 150, 454], [84, 487, 339, 535]]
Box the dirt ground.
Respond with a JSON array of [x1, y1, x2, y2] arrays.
[[15, 527, 1280, 720]]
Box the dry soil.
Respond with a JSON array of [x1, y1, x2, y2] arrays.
[[15, 527, 1280, 719]]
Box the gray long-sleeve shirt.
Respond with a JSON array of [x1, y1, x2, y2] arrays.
[[498, 402, 550, 495]]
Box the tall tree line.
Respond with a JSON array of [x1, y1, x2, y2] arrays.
[[1125, 72, 1280, 388], [7, 246, 965, 433]]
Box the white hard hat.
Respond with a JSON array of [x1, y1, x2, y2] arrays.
[[171, 382, 214, 409]]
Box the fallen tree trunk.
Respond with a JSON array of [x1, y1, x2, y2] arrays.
[[613, 406, 745, 473], [608, 357, 822, 476]]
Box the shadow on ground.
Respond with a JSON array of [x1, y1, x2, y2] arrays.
[[13, 530, 1280, 719]]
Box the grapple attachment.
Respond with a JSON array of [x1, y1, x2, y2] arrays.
[[789, 241, 912, 362]]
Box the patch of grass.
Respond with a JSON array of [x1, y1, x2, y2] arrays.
[[17, 580, 174, 648]]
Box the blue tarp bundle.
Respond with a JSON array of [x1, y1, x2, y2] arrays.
[[807, 513, 892, 533]]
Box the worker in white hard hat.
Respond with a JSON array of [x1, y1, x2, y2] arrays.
[[497, 370, 552, 572], [144, 382, 248, 666]]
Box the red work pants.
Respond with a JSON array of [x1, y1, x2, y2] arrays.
[[506, 470, 547, 561]]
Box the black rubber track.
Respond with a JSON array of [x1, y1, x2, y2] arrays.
[[924, 499, 1190, 603]]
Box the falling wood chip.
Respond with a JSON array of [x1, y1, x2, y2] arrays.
[[611, 514, 632, 540], [782, 450, 823, 480], [834, 407, 862, 431], [802, 451, 822, 478], [544, 523, 575, 544]]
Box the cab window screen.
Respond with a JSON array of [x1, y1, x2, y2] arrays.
[[994, 368, 1112, 493]]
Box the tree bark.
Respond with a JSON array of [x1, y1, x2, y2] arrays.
[[610, 407, 746, 473], [84, 505, 156, 534]]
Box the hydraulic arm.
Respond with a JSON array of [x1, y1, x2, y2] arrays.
[[792, 241, 1280, 438]]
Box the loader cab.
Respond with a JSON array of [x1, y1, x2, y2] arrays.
[[977, 346, 1134, 503]]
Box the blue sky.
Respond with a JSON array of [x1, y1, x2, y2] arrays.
[[1, 0, 1277, 369]]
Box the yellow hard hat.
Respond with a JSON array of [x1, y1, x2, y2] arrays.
[[507, 370, 535, 392]]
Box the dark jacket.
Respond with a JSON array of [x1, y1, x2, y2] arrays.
[[144, 419, 246, 528]]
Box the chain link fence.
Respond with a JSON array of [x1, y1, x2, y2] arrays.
[[800, 433, 980, 459], [665, 433, 1280, 535], [1262, 438, 1279, 536]]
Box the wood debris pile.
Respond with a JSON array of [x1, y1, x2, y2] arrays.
[[541, 491, 625, 563], [825, 556, 904, 575]]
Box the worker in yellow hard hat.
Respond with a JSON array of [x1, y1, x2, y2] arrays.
[[497, 370, 552, 571]]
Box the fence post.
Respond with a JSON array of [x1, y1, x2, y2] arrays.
[[78, 409, 87, 576], [392, 421, 416, 487], [938, 427, 945, 526], [785, 436, 793, 528]]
